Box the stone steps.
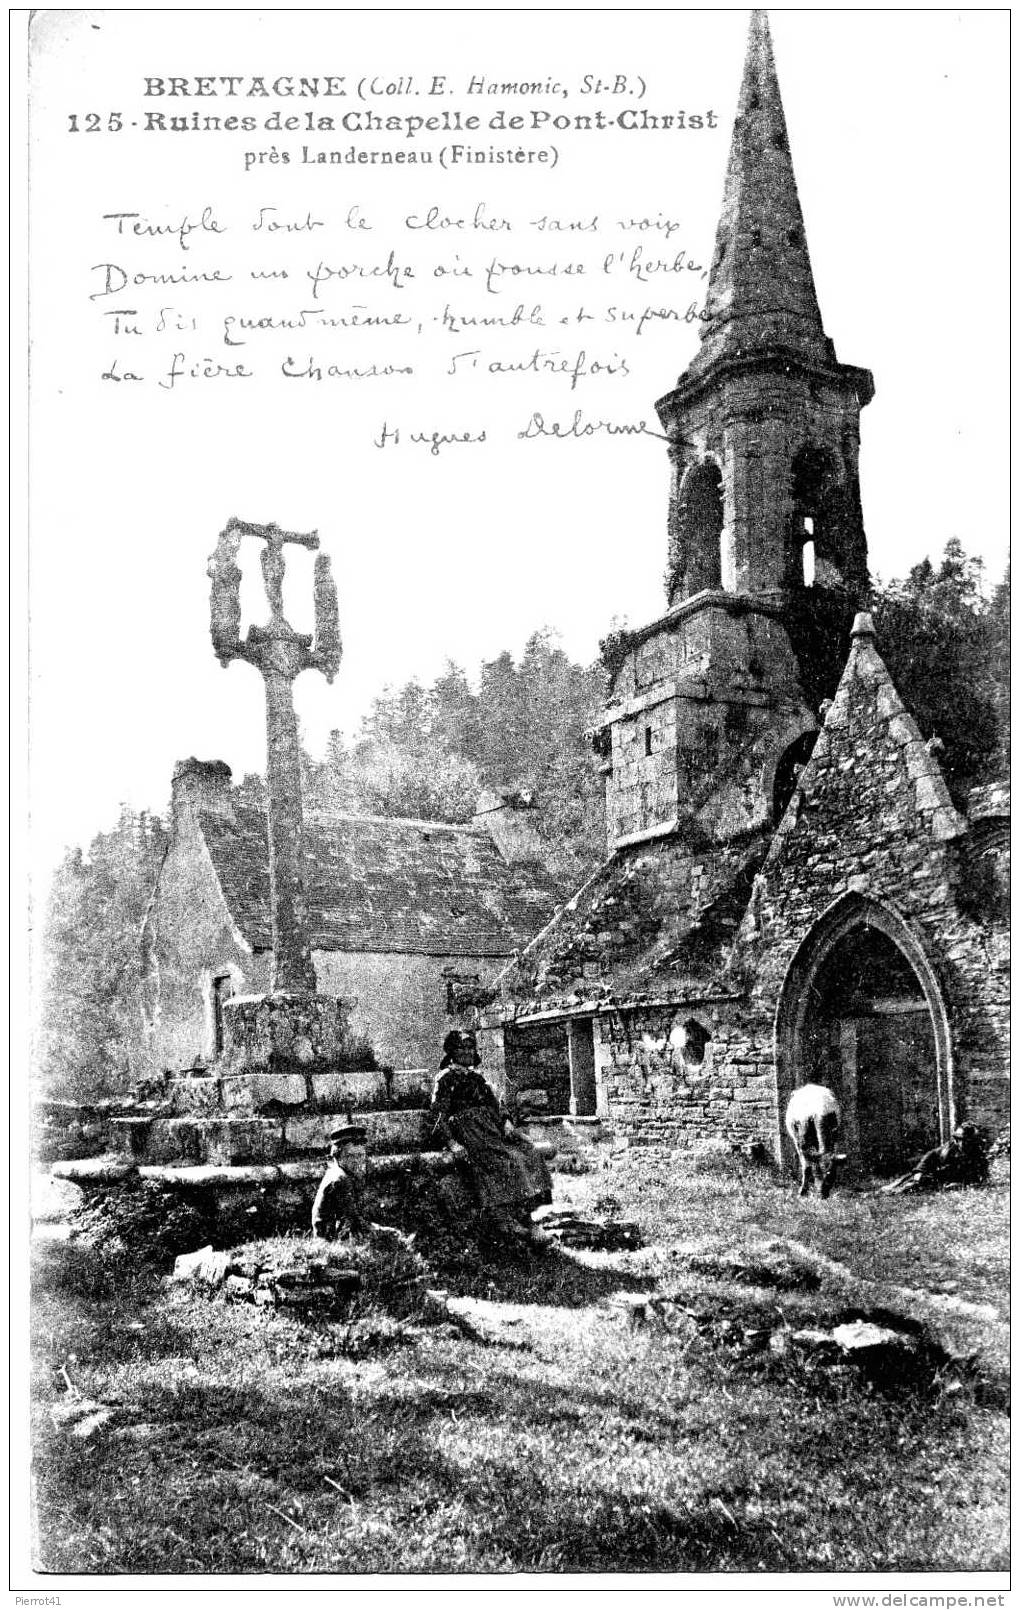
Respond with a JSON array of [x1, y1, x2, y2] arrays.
[[109, 1106, 436, 1167], [48, 1148, 456, 1236], [51, 1150, 453, 1192], [168, 1067, 432, 1117]]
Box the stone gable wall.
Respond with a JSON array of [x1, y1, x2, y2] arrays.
[[141, 817, 265, 1077], [731, 628, 1009, 1139]]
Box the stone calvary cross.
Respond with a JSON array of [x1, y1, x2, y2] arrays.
[[208, 517, 341, 995]]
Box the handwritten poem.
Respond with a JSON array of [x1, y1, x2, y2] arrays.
[[89, 198, 717, 451]]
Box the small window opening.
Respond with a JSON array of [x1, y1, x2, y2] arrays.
[[644, 726, 653, 757], [789, 446, 839, 590], [680, 1018, 711, 1067]]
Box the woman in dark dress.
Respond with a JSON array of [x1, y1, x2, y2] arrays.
[[430, 1029, 553, 1239]]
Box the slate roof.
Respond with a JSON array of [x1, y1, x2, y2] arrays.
[[199, 806, 566, 959], [489, 832, 768, 1019]]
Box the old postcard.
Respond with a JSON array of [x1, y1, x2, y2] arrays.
[[16, 8, 1009, 1595]]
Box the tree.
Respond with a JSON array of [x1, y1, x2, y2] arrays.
[[301, 630, 608, 878], [38, 807, 168, 1100], [872, 542, 1008, 807], [351, 742, 482, 824], [985, 563, 1010, 770]]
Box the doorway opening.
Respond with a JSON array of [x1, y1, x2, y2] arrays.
[[775, 897, 953, 1175]]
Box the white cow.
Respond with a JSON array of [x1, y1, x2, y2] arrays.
[[785, 1083, 843, 1199]]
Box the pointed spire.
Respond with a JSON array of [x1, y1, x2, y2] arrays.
[[692, 10, 834, 373]]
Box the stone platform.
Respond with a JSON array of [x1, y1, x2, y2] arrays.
[[166, 1064, 431, 1117], [110, 1104, 435, 1167], [49, 1149, 457, 1225]]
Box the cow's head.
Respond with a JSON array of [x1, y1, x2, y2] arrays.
[[817, 1150, 848, 1197]]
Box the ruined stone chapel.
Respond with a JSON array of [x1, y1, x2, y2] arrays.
[[474, 12, 1009, 1173]]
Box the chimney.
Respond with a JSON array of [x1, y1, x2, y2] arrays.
[[473, 788, 546, 867], [171, 758, 235, 835]]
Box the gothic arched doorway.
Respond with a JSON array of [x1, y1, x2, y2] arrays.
[[774, 896, 954, 1176]]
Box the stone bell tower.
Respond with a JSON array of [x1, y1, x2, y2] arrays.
[[658, 9, 872, 606], [600, 9, 874, 852]]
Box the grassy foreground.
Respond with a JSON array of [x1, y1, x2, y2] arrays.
[[32, 1157, 1009, 1575]]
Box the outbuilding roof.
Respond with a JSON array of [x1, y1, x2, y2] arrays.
[[199, 806, 566, 959]]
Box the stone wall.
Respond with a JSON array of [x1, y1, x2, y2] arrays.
[[594, 1001, 777, 1152], [140, 810, 268, 1076], [604, 598, 815, 848], [504, 1019, 570, 1114], [314, 951, 502, 1075]]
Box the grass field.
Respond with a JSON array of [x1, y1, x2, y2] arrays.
[[31, 1156, 1009, 1576]]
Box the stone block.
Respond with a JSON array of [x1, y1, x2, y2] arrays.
[[221, 992, 353, 1075], [111, 1117, 204, 1164], [223, 1274, 256, 1300], [154, 1119, 207, 1163], [199, 1119, 285, 1165], [285, 1115, 333, 1152], [221, 1076, 254, 1111], [932, 808, 964, 842], [221, 996, 273, 1070], [172, 1246, 230, 1287], [250, 1071, 309, 1110], [518, 1088, 550, 1111], [311, 1069, 387, 1110], [169, 1076, 222, 1116], [362, 1109, 434, 1155], [887, 714, 918, 748], [309, 1072, 347, 1108], [914, 774, 947, 813], [51, 1155, 138, 1187], [388, 1068, 433, 1107], [877, 685, 906, 720]]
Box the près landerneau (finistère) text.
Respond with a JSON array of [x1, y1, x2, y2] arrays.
[[86, 201, 713, 451]]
